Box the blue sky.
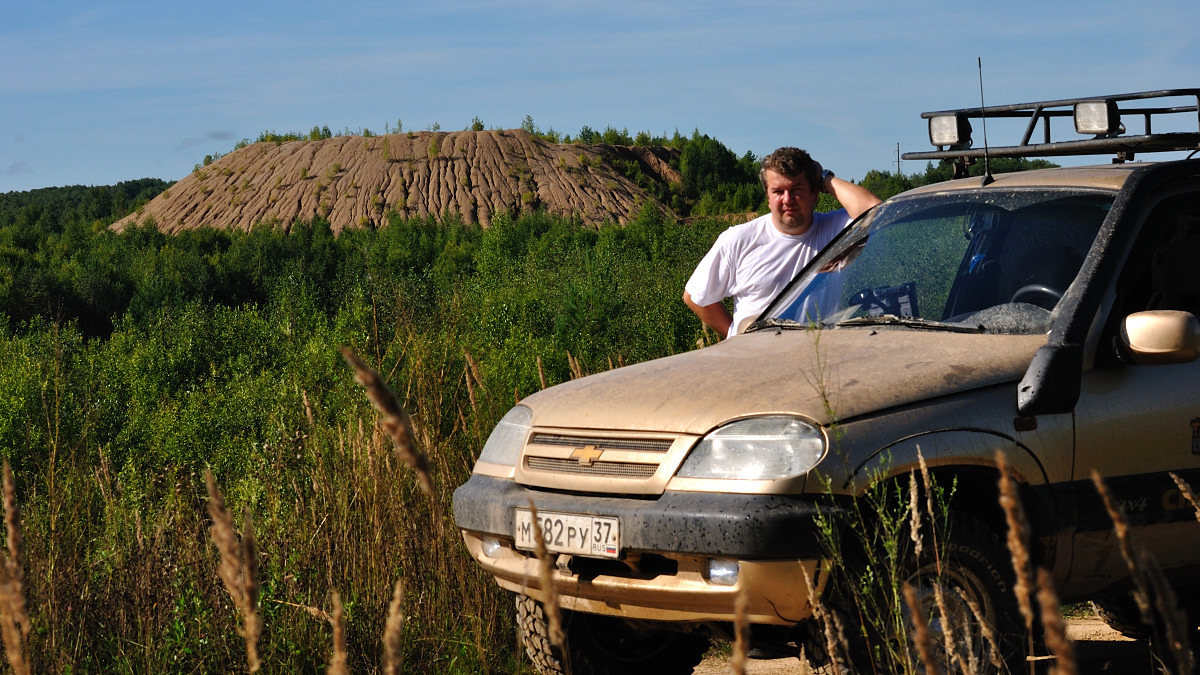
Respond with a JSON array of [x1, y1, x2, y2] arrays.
[[3, 0, 1197, 193]]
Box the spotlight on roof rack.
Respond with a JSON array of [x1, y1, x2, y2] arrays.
[[929, 113, 972, 149], [1074, 99, 1122, 136]]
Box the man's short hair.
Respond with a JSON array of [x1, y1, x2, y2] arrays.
[[760, 147, 821, 192]]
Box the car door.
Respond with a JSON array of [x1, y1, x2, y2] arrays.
[[1068, 185, 1200, 595]]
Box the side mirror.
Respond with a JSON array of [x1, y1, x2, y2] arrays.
[[1120, 310, 1200, 365]]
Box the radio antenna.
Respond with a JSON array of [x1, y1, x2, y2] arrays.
[[978, 57, 995, 186]]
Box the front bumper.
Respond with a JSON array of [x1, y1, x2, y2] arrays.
[[453, 474, 836, 624]]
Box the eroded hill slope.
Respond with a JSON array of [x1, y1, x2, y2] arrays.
[[113, 130, 682, 233]]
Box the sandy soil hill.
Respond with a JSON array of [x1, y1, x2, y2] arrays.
[[112, 130, 682, 234]]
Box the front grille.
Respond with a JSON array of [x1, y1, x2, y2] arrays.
[[525, 456, 658, 478], [528, 433, 672, 453]]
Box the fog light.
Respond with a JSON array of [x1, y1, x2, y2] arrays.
[[481, 536, 503, 558], [706, 559, 740, 586]]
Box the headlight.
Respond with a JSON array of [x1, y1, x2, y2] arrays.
[[476, 405, 532, 467], [676, 416, 825, 480]]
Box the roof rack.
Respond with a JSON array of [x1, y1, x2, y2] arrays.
[[902, 88, 1200, 164]]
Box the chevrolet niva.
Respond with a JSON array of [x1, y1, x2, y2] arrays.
[[454, 89, 1200, 674]]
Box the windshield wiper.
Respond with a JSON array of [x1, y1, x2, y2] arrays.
[[750, 318, 816, 332], [834, 315, 984, 333]]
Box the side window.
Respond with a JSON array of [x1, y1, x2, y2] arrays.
[[1121, 192, 1200, 316], [1148, 209, 1200, 316], [1101, 189, 1200, 367]]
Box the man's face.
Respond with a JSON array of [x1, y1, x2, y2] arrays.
[[765, 169, 818, 235]]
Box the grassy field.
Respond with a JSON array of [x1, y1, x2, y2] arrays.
[[0, 208, 728, 672], [2, 201, 1197, 674]]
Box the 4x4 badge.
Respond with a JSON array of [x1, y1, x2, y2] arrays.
[[570, 445, 604, 467], [1192, 418, 1200, 456]]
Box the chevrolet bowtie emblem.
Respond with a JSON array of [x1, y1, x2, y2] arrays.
[[569, 445, 604, 467]]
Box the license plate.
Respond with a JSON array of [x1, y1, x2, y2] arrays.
[[514, 509, 620, 559]]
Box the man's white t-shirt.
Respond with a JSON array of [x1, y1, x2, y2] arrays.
[[685, 211, 851, 336]]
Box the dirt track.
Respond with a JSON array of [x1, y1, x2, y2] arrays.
[[696, 616, 1154, 673]]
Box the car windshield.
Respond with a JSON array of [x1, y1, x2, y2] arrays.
[[757, 188, 1115, 335]]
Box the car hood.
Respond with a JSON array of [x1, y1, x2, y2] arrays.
[[522, 327, 1047, 434]]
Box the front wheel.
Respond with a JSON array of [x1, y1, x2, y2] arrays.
[[902, 514, 1025, 674], [812, 510, 1026, 675], [515, 594, 711, 675]]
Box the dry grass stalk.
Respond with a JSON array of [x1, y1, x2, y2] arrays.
[[464, 349, 485, 391], [536, 355, 547, 390], [1, 464, 28, 640], [328, 591, 348, 675], [931, 583, 962, 674], [824, 606, 851, 675], [996, 451, 1035, 635], [266, 597, 330, 621], [205, 470, 262, 673], [1035, 568, 1076, 675], [1091, 473, 1192, 672], [527, 501, 564, 647], [464, 363, 479, 411], [902, 582, 942, 675], [959, 590, 1003, 671], [0, 463, 29, 675], [566, 351, 583, 380], [1141, 547, 1194, 675], [1090, 471, 1153, 621], [730, 587, 749, 675], [302, 388, 316, 426], [1169, 472, 1200, 523], [340, 347, 436, 498], [802, 571, 846, 675], [797, 647, 815, 675], [382, 579, 405, 675], [916, 449, 936, 549], [908, 469, 923, 558], [1095, 472, 1194, 675]]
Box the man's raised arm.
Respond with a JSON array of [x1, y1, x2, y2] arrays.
[[824, 173, 881, 219]]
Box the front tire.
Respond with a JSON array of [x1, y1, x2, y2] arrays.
[[514, 594, 710, 675], [902, 514, 1025, 674], [811, 510, 1025, 675]]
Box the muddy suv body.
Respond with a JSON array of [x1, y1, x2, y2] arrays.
[[453, 90, 1200, 673]]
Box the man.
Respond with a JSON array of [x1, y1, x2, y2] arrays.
[[683, 147, 881, 338]]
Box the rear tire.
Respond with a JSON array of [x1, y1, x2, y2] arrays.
[[1094, 585, 1200, 670], [1092, 594, 1150, 640], [514, 594, 710, 675]]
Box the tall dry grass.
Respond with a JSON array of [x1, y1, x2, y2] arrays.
[[340, 347, 436, 501], [382, 579, 405, 675], [730, 587, 749, 675], [1093, 471, 1194, 675], [526, 503, 564, 650], [205, 469, 262, 671], [328, 591, 347, 675], [902, 582, 940, 675]]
